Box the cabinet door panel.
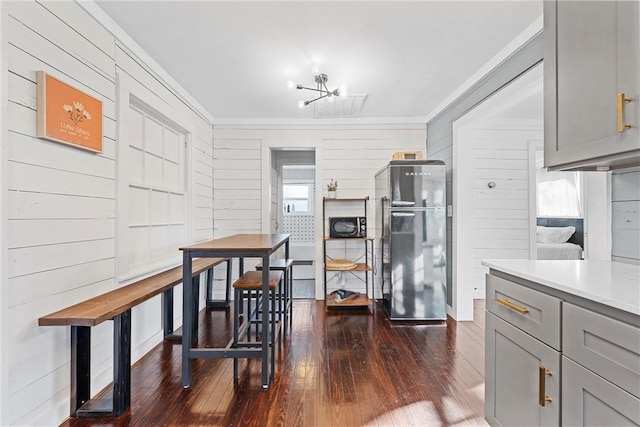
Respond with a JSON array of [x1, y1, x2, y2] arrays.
[[618, 0, 640, 149], [544, 0, 640, 170], [563, 302, 640, 398], [485, 313, 560, 426], [563, 356, 640, 426], [556, 1, 617, 150]]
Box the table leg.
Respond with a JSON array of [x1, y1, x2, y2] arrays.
[[182, 251, 193, 388], [261, 254, 270, 389], [192, 274, 200, 344]]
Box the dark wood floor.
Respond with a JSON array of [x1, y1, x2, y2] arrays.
[[63, 300, 487, 427]]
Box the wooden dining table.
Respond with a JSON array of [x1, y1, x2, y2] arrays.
[[179, 233, 290, 389]]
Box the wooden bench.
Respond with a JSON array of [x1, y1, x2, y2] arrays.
[[38, 257, 230, 418]]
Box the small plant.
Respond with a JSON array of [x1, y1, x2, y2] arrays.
[[327, 178, 338, 191]]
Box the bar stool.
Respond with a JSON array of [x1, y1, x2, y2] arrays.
[[255, 259, 294, 337], [232, 270, 284, 380]]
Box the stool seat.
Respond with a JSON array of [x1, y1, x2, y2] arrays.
[[233, 271, 283, 290], [255, 258, 294, 338], [255, 259, 293, 270], [233, 270, 284, 381]]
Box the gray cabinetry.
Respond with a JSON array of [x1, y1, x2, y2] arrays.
[[485, 271, 640, 426], [486, 274, 561, 350], [485, 275, 561, 426], [563, 302, 640, 399], [562, 357, 640, 426], [562, 302, 640, 426], [544, 0, 640, 171], [485, 313, 560, 426]]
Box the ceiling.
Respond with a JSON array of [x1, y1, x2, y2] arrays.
[[94, 1, 542, 122]]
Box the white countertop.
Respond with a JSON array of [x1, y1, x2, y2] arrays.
[[481, 259, 640, 317]]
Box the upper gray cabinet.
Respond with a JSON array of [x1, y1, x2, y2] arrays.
[[544, 0, 640, 171]]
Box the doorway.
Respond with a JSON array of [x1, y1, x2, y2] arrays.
[[271, 149, 316, 298], [452, 63, 543, 321]]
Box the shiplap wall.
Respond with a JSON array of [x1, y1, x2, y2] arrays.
[[213, 125, 426, 298], [611, 169, 640, 263], [469, 126, 541, 295], [4, 2, 213, 425]]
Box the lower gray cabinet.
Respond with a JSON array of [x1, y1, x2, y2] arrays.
[[485, 312, 560, 426], [562, 356, 640, 426]]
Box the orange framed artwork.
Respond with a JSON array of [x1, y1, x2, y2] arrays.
[[36, 71, 103, 153]]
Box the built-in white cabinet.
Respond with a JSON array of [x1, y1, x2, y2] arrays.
[[485, 272, 640, 426], [544, 0, 640, 171]]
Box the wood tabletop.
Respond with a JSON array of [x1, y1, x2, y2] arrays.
[[179, 233, 290, 252]]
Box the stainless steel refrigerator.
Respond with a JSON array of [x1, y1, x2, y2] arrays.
[[375, 160, 447, 320]]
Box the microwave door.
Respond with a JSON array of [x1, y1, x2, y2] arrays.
[[332, 220, 357, 237]]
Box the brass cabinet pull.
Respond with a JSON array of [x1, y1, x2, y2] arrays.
[[495, 298, 529, 314], [539, 366, 553, 406], [617, 93, 632, 133]]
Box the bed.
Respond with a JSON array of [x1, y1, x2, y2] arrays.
[[536, 218, 584, 260]]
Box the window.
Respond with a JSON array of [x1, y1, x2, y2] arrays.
[[283, 183, 313, 214], [536, 170, 583, 217], [117, 86, 189, 280]]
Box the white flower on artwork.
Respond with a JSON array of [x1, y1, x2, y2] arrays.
[[63, 101, 92, 125]]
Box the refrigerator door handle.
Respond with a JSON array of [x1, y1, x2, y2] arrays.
[[391, 212, 416, 217], [391, 200, 416, 207]]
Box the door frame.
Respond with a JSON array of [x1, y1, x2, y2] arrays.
[[262, 144, 322, 298]]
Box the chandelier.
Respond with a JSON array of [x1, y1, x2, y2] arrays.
[[287, 64, 347, 109]]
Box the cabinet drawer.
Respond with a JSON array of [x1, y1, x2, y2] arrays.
[[563, 303, 640, 398], [486, 274, 561, 350], [562, 356, 640, 426]]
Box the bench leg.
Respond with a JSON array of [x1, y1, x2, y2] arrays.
[[73, 310, 132, 418], [70, 326, 91, 417], [206, 259, 234, 309], [112, 310, 132, 416], [162, 288, 176, 340], [205, 266, 214, 307]]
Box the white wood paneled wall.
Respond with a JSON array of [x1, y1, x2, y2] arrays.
[[453, 117, 541, 320], [213, 125, 427, 298], [469, 126, 542, 295], [4, 2, 213, 425]]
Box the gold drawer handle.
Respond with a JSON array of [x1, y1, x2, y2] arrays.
[[539, 366, 553, 406], [496, 298, 529, 314], [617, 93, 632, 133]]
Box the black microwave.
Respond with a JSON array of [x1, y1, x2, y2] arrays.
[[329, 217, 367, 238]]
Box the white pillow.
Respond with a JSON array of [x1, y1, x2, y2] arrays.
[[537, 225, 576, 244]]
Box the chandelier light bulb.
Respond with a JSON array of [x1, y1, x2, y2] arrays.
[[290, 65, 346, 109]]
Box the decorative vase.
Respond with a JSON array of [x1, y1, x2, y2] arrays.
[[327, 190, 337, 199]]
